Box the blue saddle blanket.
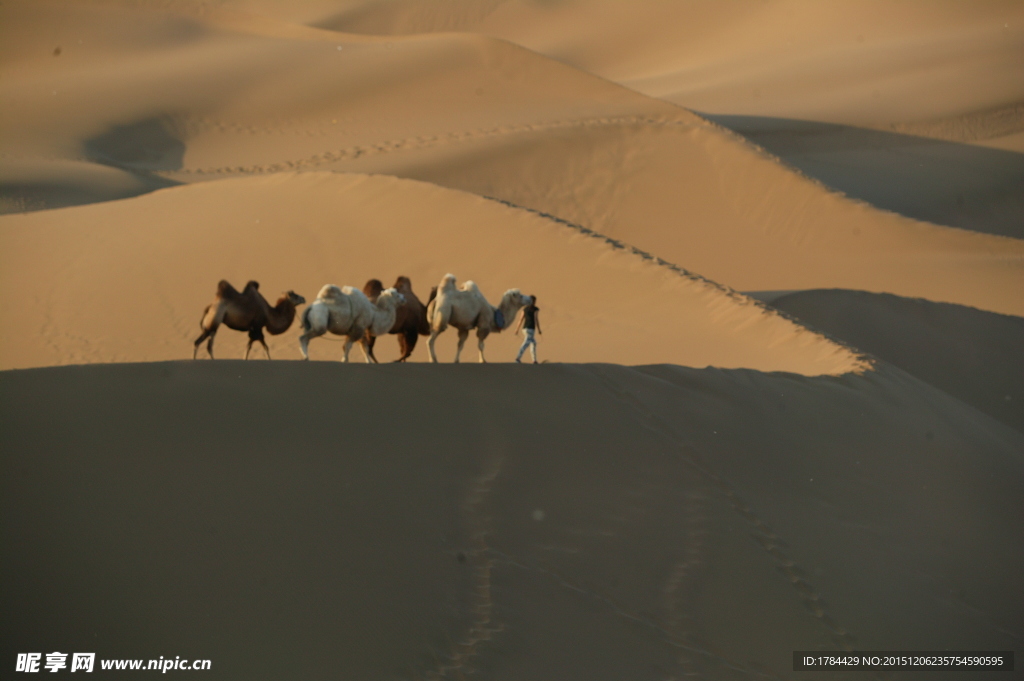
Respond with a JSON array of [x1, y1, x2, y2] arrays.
[[493, 309, 505, 329]]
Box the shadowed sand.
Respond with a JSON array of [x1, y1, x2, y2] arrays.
[[702, 115, 1024, 239], [765, 289, 1024, 434], [1, 361, 1021, 680]]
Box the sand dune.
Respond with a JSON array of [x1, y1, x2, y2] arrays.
[[296, 0, 1024, 128], [3, 3, 1023, 677], [4, 1, 1021, 318], [703, 114, 1024, 239], [0, 157, 177, 214], [342, 119, 1024, 316], [0, 1, 671, 177], [885, 101, 1024, 151], [2, 361, 1021, 680], [0, 171, 863, 373], [765, 289, 1024, 434], [268, 0, 1024, 245]]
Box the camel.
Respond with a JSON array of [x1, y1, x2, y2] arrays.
[[298, 284, 406, 362], [362, 276, 437, 362], [193, 280, 305, 360], [425, 273, 532, 363]]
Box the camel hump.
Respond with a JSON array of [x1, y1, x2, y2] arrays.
[[460, 281, 486, 300], [393, 275, 412, 292], [341, 285, 363, 298], [244, 280, 260, 291], [216, 279, 243, 299], [363, 279, 384, 299], [316, 284, 344, 300], [439, 273, 457, 292]]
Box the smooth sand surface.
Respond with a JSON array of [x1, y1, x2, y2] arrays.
[[2, 2, 1023, 679], [2, 361, 1022, 680], [305, 0, 1024, 128], [768, 289, 1024, 434], [703, 114, 1024, 239]]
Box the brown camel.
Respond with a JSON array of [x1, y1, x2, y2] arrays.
[[193, 280, 305, 359], [362, 276, 437, 362]]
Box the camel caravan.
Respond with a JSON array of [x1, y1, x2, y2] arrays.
[[193, 274, 535, 363]]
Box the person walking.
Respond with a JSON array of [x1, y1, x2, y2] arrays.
[[514, 295, 541, 363]]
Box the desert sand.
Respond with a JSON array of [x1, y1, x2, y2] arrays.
[[1, 1, 1022, 679]]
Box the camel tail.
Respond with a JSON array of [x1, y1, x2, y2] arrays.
[[300, 305, 312, 333], [426, 297, 441, 330]]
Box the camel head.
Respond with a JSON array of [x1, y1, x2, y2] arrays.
[[503, 289, 532, 309], [376, 287, 407, 310], [282, 291, 306, 307]]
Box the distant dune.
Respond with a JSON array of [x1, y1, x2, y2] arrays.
[[302, 0, 1024, 129], [703, 114, 1024, 239], [3, 1, 1021, 318]]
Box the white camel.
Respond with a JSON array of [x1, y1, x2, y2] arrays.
[[425, 273, 532, 363], [298, 284, 406, 362]]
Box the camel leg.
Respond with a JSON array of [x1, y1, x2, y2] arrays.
[[454, 329, 470, 363], [298, 329, 324, 360], [259, 338, 271, 360], [396, 330, 417, 362], [193, 329, 211, 359], [476, 329, 491, 363], [364, 334, 379, 364], [245, 327, 265, 360], [358, 338, 373, 364], [427, 331, 440, 363], [341, 337, 358, 363]]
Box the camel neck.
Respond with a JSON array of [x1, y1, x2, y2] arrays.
[[495, 296, 523, 331], [369, 299, 398, 336], [265, 301, 296, 334]]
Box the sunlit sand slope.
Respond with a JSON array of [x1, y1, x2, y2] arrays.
[[0, 172, 862, 373], [342, 121, 1024, 317]]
